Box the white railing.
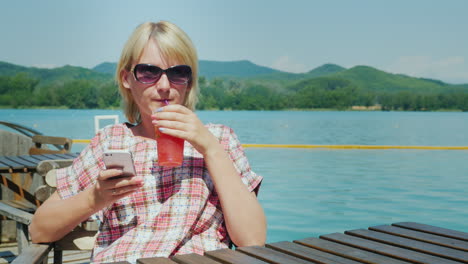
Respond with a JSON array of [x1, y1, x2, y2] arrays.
[[94, 115, 119, 134]]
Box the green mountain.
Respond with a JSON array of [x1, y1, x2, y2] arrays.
[[306, 63, 346, 78], [249, 63, 346, 81], [92, 62, 116, 76], [2, 59, 468, 111], [0, 61, 112, 87], [3, 60, 467, 93], [330, 65, 468, 93], [92, 60, 286, 79]]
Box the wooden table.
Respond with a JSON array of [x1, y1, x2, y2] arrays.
[[108, 222, 468, 264]]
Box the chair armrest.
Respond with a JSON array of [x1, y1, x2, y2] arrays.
[[11, 243, 52, 264], [56, 226, 97, 251], [0, 201, 33, 225]]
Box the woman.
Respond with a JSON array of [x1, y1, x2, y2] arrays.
[[29, 21, 266, 263]]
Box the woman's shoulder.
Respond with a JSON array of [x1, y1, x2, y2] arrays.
[[89, 123, 134, 147], [205, 123, 234, 135], [205, 123, 242, 146], [99, 123, 134, 136]]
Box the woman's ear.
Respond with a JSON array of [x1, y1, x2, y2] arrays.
[[121, 70, 131, 89]]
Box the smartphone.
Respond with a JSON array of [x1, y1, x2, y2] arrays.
[[103, 150, 136, 178]]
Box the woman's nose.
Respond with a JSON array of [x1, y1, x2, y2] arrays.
[[156, 73, 170, 91]]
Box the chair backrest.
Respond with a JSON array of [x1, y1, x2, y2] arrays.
[[29, 135, 73, 155]]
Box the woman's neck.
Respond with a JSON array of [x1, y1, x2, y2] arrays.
[[131, 116, 156, 140]]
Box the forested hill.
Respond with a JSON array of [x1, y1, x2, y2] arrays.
[[0, 61, 111, 88], [92, 60, 287, 79], [1, 60, 468, 111]]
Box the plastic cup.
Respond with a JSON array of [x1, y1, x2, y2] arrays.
[[155, 127, 184, 167]]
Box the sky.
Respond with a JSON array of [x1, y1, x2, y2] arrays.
[[1, 0, 468, 84]]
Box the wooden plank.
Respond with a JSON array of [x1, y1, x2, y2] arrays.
[[267, 241, 362, 264], [28, 155, 58, 162], [0, 161, 11, 172], [11, 173, 22, 201], [236, 245, 316, 264], [10, 243, 52, 264], [172, 253, 223, 264], [16, 222, 29, 254], [15, 155, 41, 165], [62, 153, 79, 159], [41, 154, 66, 160], [346, 229, 468, 262], [295, 237, 409, 264], [370, 225, 468, 251], [51, 153, 75, 159], [60, 153, 78, 159], [0, 157, 25, 171], [0, 202, 33, 225], [44, 154, 71, 160], [393, 222, 468, 242], [1, 200, 36, 212], [205, 248, 269, 264], [321, 232, 462, 264], [4, 156, 37, 170], [137, 257, 178, 263]]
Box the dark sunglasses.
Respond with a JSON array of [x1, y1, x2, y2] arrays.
[[132, 64, 192, 85]]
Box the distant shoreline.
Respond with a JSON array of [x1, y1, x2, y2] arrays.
[[0, 106, 464, 112]]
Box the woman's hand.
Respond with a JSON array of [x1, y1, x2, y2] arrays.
[[89, 169, 144, 210], [151, 105, 220, 156]]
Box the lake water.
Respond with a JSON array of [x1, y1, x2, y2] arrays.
[[1, 109, 468, 243]]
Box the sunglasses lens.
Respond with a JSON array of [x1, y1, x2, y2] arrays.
[[167, 65, 192, 84], [134, 64, 162, 83]]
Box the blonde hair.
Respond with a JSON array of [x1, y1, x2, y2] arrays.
[[116, 21, 199, 123]]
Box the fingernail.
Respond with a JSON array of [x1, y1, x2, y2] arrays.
[[155, 107, 163, 113], [158, 127, 165, 132]]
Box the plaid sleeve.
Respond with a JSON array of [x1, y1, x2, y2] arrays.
[[219, 125, 263, 194], [55, 128, 108, 221]]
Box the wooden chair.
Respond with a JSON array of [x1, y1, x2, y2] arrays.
[[0, 160, 97, 264], [0, 135, 74, 244]]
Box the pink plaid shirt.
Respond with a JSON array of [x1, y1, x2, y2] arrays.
[[56, 123, 262, 263]]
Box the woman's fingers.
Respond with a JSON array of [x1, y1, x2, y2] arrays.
[[155, 104, 191, 114], [99, 169, 125, 181], [106, 175, 143, 187], [110, 184, 141, 196], [98, 169, 143, 196], [152, 104, 194, 121], [151, 104, 219, 155]]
